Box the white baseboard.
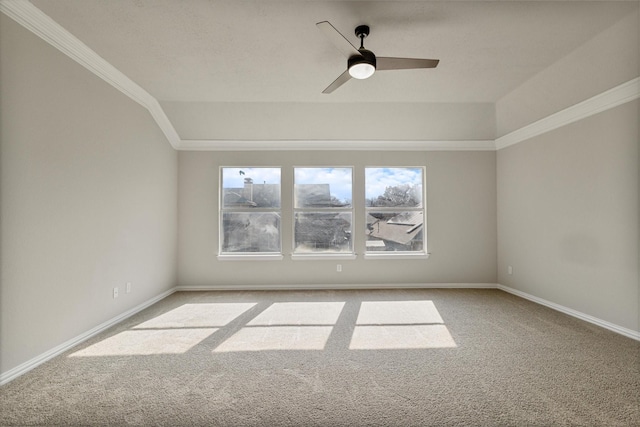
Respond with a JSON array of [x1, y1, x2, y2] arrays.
[[175, 283, 499, 291], [0, 287, 177, 386], [497, 284, 640, 341]]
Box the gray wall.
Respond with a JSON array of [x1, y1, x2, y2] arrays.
[[497, 100, 639, 331], [163, 102, 496, 141], [0, 16, 178, 373], [178, 150, 497, 287]]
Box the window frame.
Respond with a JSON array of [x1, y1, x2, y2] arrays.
[[291, 166, 356, 260], [364, 166, 429, 259], [217, 166, 283, 261]]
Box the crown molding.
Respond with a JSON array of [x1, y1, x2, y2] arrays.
[[179, 139, 497, 151], [0, 0, 181, 149], [495, 77, 640, 150]]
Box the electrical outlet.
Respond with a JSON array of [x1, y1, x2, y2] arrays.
[[508, 265, 513, 275], [126, 282, 131, 293], [113, 287, 119, 299], [337, 264, 342, 272]]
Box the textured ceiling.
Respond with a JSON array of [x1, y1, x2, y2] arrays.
[[31, 0, 635, 103], [27, 0, 639, 141]]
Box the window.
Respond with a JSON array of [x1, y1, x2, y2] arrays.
[[220, 167, 281, 255], [218, 166, 426, 260], [365, 167, 426, 255], [293, 167, 353, 255]]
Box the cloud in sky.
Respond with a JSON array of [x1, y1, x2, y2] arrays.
[[295, 167, 352, 202], [365, 167, 423, 200]]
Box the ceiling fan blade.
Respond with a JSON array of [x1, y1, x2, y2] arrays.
[[377, 57, 440, 71], [322, 70, 352, 94], [316, 21, 361, 58]]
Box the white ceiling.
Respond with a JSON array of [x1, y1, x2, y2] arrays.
[[27, 0, 639, 142]]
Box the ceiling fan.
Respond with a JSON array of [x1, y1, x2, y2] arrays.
[[316, 21, 440, 94]]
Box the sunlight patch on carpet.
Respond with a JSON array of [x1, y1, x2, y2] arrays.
[[349, 300, 457, 349], [213, 302, 344, 352], [69, 329, 218, 357], [247, 302, 345, 326], [133, 303, 257, 329], [349, 325, 456, 349], [213, 326, 334, 352], [356, 300, 444, 325]]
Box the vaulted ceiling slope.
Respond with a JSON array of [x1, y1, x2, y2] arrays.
[[20, 1, 640, 143]]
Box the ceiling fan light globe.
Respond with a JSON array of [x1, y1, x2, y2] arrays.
[[349, 63, 375, 79]]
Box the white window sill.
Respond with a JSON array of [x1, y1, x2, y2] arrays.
[[291, 253, 357, 261], [217, 254, 284, 261], [364, 252, 430, 260]]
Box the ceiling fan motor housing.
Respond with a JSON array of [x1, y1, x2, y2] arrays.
[[348, 49, 377, 79], [349, 49, 376, 69]]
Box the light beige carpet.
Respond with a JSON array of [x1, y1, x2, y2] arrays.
[[1, 289, 638, 426]]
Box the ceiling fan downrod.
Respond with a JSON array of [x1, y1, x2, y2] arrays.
[[355, 25, 370, 49]]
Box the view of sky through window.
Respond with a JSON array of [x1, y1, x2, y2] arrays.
[[365, 167, 423, 207], [222, 167, 281, 188], [294, 167, 352, 205]]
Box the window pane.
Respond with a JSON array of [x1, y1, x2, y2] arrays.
[[366, 211, 423, 252], [222, 212, 280, 253], [294, 168, 352, 208], [222, 167, 281, 208], [294, 212, 352, 253], [365, 168, 422, 208]]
